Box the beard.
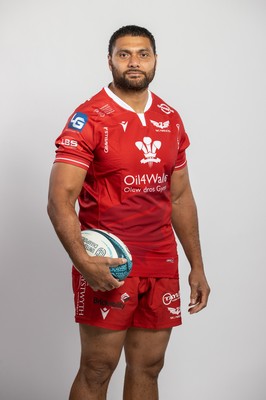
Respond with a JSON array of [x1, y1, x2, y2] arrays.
[[110, 63, 156, 91]]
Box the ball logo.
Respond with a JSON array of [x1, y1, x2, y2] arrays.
[[68, 112, 88, 131]]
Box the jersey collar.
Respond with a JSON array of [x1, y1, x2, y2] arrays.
[[104, 86, 152, 113]]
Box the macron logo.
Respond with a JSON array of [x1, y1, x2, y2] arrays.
[[100, 308, 110, 320], [120, 121, 128, 132]]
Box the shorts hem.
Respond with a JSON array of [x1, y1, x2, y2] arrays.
[[75, 317, 129, 330], [132, 319, 182, 330], [75, 317, 182, 330]]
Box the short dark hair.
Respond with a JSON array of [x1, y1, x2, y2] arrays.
[[108, 25, 156, 55]]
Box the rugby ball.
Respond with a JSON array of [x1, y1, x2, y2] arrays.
[[81, 229, 132, 280]]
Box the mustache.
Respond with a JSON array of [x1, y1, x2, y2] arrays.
[[125, 69, 146, 74]]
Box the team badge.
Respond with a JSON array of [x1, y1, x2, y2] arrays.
[[135, 137, 161, 167]]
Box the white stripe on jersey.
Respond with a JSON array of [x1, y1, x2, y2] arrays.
[[174, 160, 187, 169], [55, 157, 90, 169]]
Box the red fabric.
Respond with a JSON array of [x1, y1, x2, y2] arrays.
[[54, 88, 190, 277], [73, 270, 182, 329]]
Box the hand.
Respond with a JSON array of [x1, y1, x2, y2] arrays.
[[188, 269, 210, 314], [76, 256, 126, 292]]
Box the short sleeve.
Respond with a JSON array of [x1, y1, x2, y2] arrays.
[[174, 117, 190, 170], [54, 110, 96, 170]]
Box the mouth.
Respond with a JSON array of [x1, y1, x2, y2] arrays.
[[126, 70, 144, 76]]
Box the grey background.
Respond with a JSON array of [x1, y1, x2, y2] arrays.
[[1, 0, 265, 399]]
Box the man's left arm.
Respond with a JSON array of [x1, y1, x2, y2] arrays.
[[171, 166, 210, 314]]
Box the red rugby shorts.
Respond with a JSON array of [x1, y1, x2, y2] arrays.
[[72, 270, 182, 330]]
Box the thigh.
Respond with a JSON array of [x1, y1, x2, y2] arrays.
[[72, 269, 140, 330], [124, 327, 172, 367], [79, 324, 127, 367], [132, 278, 182, 329]]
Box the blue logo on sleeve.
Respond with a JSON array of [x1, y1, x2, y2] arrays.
[[68, 112, 88, 131]]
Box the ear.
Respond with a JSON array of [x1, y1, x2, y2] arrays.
[[108, 55, 112, 71]]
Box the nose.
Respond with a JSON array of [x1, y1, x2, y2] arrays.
[[128, 54, 140, 68]]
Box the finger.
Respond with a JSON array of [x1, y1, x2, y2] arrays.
[[189, 290, 209, 314], [111, 279, 124, 288], [189, 286, 199, 306], [108, 257, 127, 267]]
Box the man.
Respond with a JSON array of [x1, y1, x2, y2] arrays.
[[47, 25, 210, 400]]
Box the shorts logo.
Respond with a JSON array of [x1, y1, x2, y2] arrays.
[[162, 292, 180, 305], [168, 307, 181, 317], [68, 112, 88, 131], [135, 137, 161, 167], [93, 297, 124, 309], [121, 293, 130, 303], [100, 307, 110, 320], [77, 276, 88, 316]]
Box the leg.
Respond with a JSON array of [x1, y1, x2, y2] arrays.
[[69, 324, 127, 400], [123, 327, 172, 400]]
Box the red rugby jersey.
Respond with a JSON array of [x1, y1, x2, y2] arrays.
[[54, 87, 190, 278]]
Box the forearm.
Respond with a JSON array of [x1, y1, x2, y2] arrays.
[[47, 163, 125, 291], [170, 167, 210, 312], [171, 191, 204, 270], [47, 199, 88, 271]]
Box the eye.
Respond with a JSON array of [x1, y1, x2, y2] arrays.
[[139, 52, 150, 58], [119, 52, 129, 59]]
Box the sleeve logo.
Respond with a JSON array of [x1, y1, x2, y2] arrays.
[[68, 112, 88, 131]]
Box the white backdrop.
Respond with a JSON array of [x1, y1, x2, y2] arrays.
[[1, 0, 265, 399]]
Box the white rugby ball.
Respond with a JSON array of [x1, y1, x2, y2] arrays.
[[81, 229, 132, 281]]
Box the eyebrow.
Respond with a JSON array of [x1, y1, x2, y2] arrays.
[[117, 48, 152, 53]]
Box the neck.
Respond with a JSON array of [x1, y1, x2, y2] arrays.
[[108, 82, 149, 113]]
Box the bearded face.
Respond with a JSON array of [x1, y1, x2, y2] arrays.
[[108, 36, 157, 92], [109, 61, 156, 91]]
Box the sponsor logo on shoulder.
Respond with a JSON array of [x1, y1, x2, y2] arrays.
[[68, 112, 88, 131], [157, 104, 174, 115], [60, 138, 78, 147], [93, 104, 115, 117]]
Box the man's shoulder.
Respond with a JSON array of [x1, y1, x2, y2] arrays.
[[74, 88, 107, 113], [150, 91, 181, 119]]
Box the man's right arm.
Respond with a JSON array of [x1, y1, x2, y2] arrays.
[[47, 162, 125, 291]]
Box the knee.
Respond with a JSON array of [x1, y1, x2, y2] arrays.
[[79, 357, 117, 387], [127, 356, 165, 380]]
